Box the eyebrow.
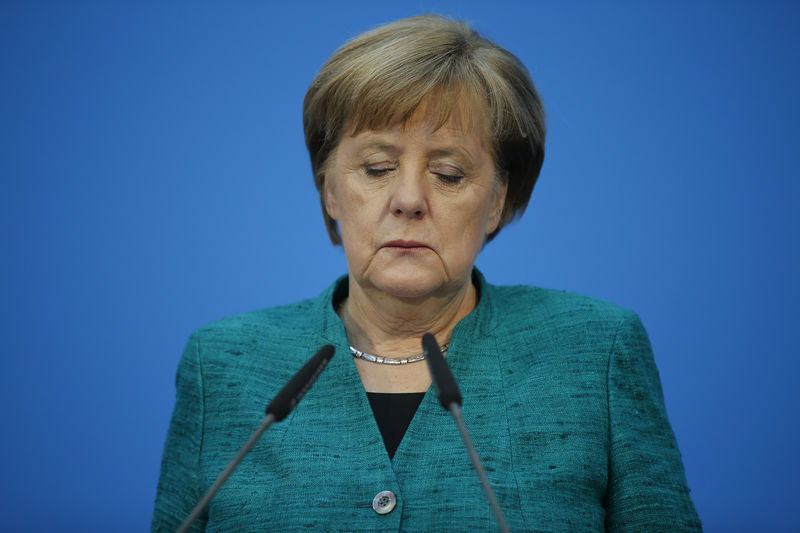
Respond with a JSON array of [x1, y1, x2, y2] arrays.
[[355, 142, 401, 158], [427, 147, 476, 164], [354, 141, 478, 166]]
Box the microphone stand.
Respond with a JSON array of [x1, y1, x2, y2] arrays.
[[175, 344, 334, 533], [176, 414, 275, 533], [422, 333, 509, 533], [447, 402, 509, 533]]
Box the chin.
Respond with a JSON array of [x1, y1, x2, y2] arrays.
[[369, 268, 446, 300]]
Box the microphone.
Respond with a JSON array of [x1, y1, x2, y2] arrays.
[[422, 333, 462, 409], [422, 333, 509, 533], [266, 344, 335, 421], [177, 344, 335, 533]]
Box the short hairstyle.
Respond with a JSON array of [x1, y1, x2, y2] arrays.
[[303, 14, 546, 244]]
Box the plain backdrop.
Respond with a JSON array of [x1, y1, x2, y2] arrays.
[[1, 1, 798, 531]]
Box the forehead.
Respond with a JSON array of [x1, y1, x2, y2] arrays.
[[342, 121, 486, 161], [346, 88, 492, 149]]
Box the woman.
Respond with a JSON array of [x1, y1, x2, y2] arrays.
[[153, 15, 701, 532]]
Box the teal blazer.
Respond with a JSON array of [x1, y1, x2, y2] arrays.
[[152, 272, 701, 531]]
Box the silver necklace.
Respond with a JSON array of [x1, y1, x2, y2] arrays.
[[349, 343, 449, 364]]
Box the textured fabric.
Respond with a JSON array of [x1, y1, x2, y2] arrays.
[[152, 271, 701, 532]]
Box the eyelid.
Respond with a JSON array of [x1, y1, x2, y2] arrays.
[[362, 162, 396, 177], [362, 154, 397, 166], [431, 164, 465, 185], [436, 165, 463, 175], [434, 172, 464, 184], [430, 162, 465, 177]]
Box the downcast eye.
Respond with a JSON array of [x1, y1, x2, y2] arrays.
[[363, 165, 395, 177], [435, 172, 464, 184]]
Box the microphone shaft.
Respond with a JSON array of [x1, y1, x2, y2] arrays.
[[175, 344, 334, 532], [448, 402, 510, 533], [176, 413, 276, 533]]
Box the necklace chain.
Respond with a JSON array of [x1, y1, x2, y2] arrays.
[[349, 343, 449, 365]]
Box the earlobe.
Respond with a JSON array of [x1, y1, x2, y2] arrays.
[[488, 210, 502, 234], [487, 183, 508, 234], [324, 174, 338, 221]]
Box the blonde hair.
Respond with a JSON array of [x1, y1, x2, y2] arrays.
[[303, 14, 546, 244]]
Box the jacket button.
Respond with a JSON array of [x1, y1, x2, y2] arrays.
[[372, 490, 397, 514]]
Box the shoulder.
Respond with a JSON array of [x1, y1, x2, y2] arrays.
[[183, 289, 334, 375], [194, 296, 321, 341], [479, 281, 646, 376], [192, 276, 345, 344], [484, 282, 637, 330]]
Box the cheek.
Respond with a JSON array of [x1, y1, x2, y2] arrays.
[[445, 212, 487, 258], [452, 198, 495, 256], [467, 192, 496, 232], [336, 190, 380, 245]]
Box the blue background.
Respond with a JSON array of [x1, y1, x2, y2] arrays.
[[1, 2, 798, 531]]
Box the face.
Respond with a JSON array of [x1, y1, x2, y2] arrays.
[[324, 104, 507, 301]]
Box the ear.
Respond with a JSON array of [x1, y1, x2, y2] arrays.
[[487, 181, 508, 235], [323, 171, 339, 221]]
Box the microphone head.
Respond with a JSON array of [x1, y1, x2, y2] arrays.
[[422, 333, 462, 409], [266, 344, 335, 421]]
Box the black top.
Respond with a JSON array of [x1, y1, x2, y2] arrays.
[[366, 392, 426, 459]]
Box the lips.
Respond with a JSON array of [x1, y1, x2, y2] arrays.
[[382, 239, 430, 249]]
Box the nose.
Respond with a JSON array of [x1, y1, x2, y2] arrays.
[[388, 168, 428, 219]]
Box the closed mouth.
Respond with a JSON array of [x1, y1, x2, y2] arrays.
[[382, 240, 429, 249]]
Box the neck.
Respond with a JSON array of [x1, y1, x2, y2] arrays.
[[340, 276, 476, 359]]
